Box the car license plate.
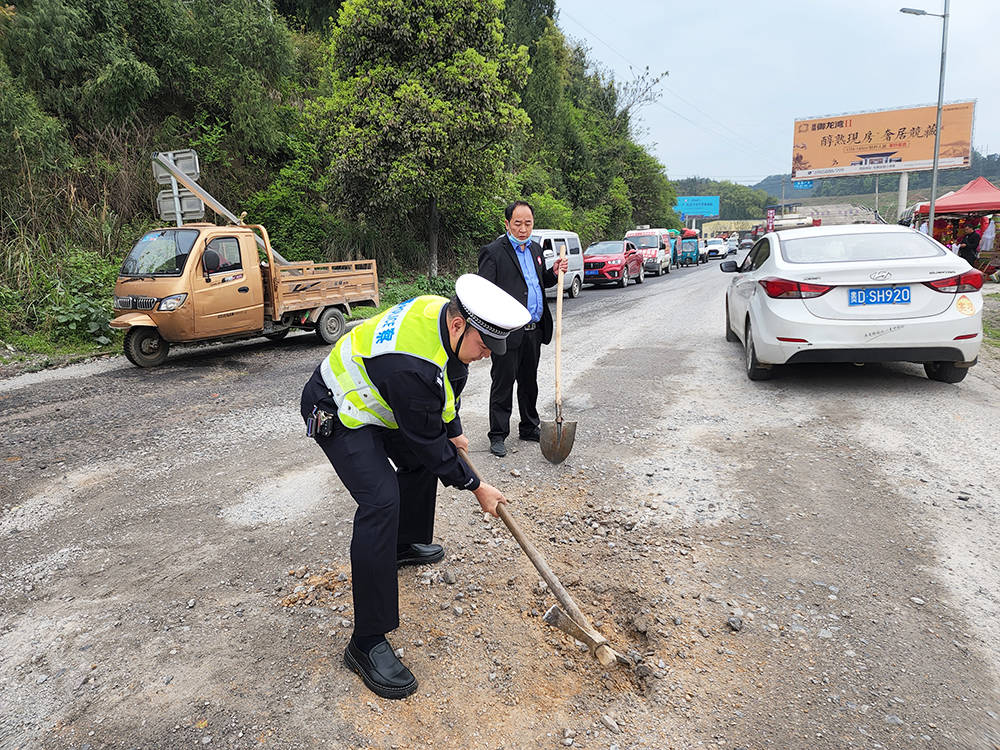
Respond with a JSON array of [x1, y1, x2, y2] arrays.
[[847, 286, 911, 305], [585, 270, 598, 276]]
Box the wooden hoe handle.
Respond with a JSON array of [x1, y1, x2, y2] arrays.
[[458, 446, 611, 662]]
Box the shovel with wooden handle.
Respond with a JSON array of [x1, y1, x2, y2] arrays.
[[540, 246, 577, 464], [457, 447, 629, 667]]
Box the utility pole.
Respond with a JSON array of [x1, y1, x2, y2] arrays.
[[897, 171, 909, 221], [928, 0, 950, 235], [900, 1, 950, 233]]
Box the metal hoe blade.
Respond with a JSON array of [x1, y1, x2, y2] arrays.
[[540, 416, 577, 464], [456, 447, 629, 669], [543, 605, 631, 666]]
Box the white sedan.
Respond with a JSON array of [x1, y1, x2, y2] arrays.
[[721, 224, 984, 382], [705, 237, 727, 259]]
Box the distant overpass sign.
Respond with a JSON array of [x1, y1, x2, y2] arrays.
[[674, 196, 720, 218]]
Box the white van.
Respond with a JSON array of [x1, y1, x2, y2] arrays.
[[625, 227, 671, 276], [531, 229, 584, 298]]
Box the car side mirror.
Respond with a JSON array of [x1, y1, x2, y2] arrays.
[[720, 260, 738, 273]]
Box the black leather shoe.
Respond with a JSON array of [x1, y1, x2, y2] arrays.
[[344, 639, 417, 699], [490, 438, 507, 457], [518, 429, 540, 442], [396, 543, 444, 567]]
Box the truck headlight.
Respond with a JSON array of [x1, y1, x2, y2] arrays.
[[158, 294, 187, 311]]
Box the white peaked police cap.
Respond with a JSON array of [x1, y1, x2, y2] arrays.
[[454, 274, 531, 356]]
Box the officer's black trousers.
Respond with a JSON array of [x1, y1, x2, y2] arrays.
[[487, 327, 542, 441], [301, 370, 437, 637]]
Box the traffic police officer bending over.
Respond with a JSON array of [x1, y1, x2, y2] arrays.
[[300, 274, 531, 699]]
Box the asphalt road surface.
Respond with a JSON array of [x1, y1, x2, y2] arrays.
[[2, 259, 998, 749]]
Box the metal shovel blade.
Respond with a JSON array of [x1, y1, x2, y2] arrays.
[[540, 418, 577, 464]]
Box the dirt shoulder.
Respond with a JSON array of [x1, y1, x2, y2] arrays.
[[976, 283, 1000, 381]]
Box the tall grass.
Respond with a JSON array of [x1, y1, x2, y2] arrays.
[[0, 124, 160, 349]]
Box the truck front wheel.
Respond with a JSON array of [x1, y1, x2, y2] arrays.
[[124, 327, 170, 368], [315, 307, 346, 344]]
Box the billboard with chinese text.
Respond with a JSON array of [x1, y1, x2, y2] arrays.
[[674, 196, 720, 217], [791, 102, 974, 179]]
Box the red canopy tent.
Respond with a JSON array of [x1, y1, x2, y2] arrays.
[[915, 176, 1000, 215]]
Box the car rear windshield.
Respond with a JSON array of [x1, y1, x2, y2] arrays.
[[626, 234, 658, 248], [780, 232, 946, 264], [587, 242, 622, 254], [120, 229, 200, 276]]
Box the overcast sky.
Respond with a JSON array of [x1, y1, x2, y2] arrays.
[[557, 0, 999, 186]]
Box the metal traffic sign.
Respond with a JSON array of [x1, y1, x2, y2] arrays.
[[152, 149, 204, 225], [793, 180, 814, 190], [152, 149, 200, 184], [156, 187, 205, 222]]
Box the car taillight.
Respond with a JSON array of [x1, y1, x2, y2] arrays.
[[923, 269, 984, 293], [758, 278, 833, 299]]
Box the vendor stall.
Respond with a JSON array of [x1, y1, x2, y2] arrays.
[[914, 177, 1000, 273]]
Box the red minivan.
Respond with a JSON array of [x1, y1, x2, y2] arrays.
[[583, 240, 645, 288]]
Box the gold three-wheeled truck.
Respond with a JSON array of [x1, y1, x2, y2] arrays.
[[110, 155, 379, 367]]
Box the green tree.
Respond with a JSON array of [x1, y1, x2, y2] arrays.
[[2, 0, 296, 155], [0, 55, 70, 181], [501, 0, 555, 51], [526, 190, 573, 230], [275, 0, 343, 32], [316, 0, 530, 276], [520, 18, 568, 159], [2, 0, 158, 127]]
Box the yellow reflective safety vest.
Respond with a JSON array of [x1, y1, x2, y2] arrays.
[[320, 296, 457, 430]]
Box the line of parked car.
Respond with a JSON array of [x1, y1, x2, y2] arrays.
[[533, 227, 740, 298]]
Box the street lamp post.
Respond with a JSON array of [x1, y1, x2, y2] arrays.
[[901, 2, 950, 236]]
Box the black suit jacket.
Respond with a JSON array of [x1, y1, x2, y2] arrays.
[[477, 234, 558, 349]]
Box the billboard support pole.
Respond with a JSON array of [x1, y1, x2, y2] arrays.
[[928, 0, 950, 235], [875, 174, 879, 213], [897, 171, 909, 221]]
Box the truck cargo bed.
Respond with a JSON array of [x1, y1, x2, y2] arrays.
[[263, 259, 379, 318]]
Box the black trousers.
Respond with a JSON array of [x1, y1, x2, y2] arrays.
[[300, 369, 437, 637], [488, 326, 542, 441]]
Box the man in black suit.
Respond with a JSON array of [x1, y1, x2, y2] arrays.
[[477, 201, 567, 457]]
